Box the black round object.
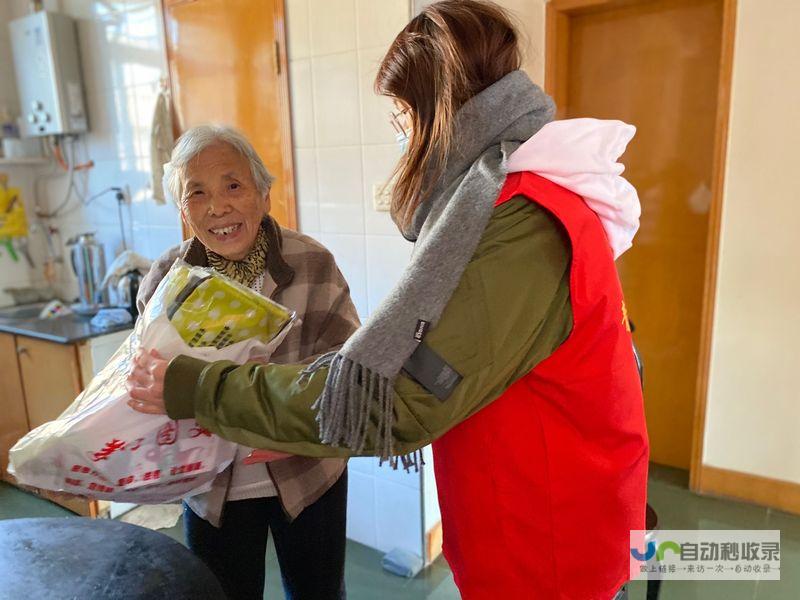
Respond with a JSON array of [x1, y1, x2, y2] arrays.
[[0, 518, 226, 600]]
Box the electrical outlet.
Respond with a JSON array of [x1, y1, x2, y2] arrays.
[[372, 183, 392, 212]]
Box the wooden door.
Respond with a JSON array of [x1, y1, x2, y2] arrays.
[[162, 0, 297, 229], [547, 0, 726, 469], [17, 338, 83, 430], [0, 333, 29, 481]]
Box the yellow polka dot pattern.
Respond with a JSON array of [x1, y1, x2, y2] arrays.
[[155, 263, 294, 348]]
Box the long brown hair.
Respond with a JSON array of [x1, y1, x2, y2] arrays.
[[375, 0, 522, 231]]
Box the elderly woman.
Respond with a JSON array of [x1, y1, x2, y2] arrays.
[[129, 125, 359, 600]]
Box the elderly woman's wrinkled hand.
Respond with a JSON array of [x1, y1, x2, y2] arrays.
[[126, 348, 169, 415]]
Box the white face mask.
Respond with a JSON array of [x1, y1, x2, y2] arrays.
[[390, 106, 411, 154], [396, 130, 409, 154]]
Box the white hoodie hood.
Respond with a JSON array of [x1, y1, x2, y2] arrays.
[[506, 118, 640, 259]]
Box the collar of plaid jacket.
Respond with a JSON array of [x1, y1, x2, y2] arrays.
[[180, 216, 295, 290]]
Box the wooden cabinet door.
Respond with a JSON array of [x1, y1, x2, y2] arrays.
[[0, 333, 29, 481], [13, 337, 99, 517], [16, 337, 82, 430], [163, 0, 297, 230]]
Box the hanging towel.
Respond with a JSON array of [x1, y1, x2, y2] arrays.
[[149, 88, 174, 205]]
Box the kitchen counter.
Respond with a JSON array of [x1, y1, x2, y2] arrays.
[[0, 313, 133, 344]]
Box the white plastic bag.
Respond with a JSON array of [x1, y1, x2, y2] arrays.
[[8, 260, 296, 503]]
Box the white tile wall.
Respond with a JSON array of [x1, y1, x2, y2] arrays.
[[318, 232, 368, 318], [312, 52, 361, 147], [421, 445, 442, 563], [346, 469, 378, 549], [356, 0, 410, 50], [1, 0, 181, 303], [289, 60, 315, 149], [309, 0, 357, 56], [365, 234, 412, 313], [293, 147, 319, 232], [348, 457, 422, 554], [0, 1, 20, 115], [317, 146, 364, 235], [287, 0, 430, 558], [286, 0, 311, 60], [0, 2, 36, 306], [374, 477, 422, 554]]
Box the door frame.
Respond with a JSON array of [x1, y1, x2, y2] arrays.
[[544, 0, 737, 491], [159, 0, 298, 237]]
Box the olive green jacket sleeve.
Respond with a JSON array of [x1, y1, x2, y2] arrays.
[[164, 197, 573, 457]]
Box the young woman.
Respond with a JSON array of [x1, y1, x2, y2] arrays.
[[130, 2, 649, 597]]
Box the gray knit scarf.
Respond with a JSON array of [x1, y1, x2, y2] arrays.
[[303, 71, 555, 467]]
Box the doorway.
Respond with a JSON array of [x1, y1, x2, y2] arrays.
[[545, 0, 736, 479], [161, 0, 297, 230]]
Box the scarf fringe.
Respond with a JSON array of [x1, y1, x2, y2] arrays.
[[380, 450, 426, 473], [301, 354, 424, 471]]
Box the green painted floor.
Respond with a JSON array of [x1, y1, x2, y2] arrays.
[[1, 465, 798, 599]]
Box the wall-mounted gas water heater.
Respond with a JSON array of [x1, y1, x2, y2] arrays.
[[9, 11, 88, 138]]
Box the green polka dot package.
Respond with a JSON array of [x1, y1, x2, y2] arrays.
[[7, 260, 297, 504]]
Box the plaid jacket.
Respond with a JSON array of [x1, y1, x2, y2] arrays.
[[137, 217, 360, 526]]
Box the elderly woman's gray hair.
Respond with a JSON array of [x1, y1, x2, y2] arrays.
[[163, 124, 275, 205]]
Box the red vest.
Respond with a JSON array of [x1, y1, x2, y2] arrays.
[[432, 172, 649, 599]]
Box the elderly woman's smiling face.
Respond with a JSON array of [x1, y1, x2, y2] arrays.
[[180, 141, 269, 261]]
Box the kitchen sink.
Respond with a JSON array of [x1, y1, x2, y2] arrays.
[[0, 303, 48, 320]]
